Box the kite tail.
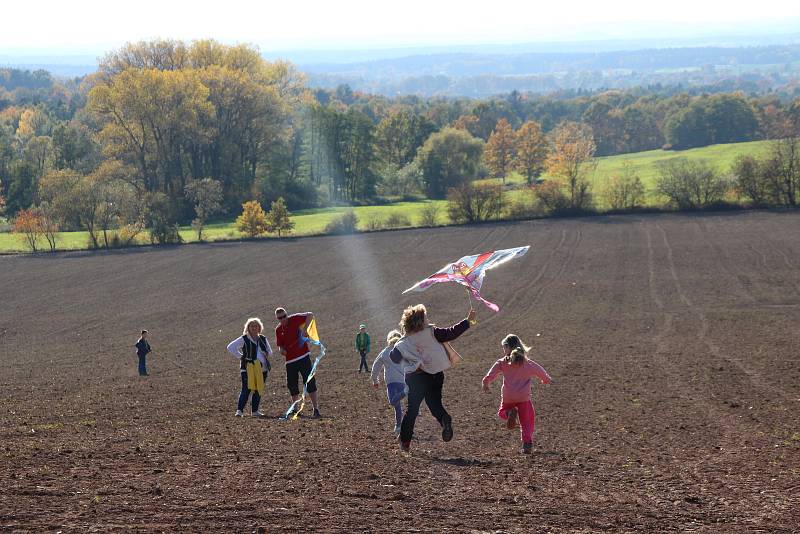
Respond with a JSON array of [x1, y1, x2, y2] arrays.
[[470, 287, 500, 312], [284, 340, 326, 421]]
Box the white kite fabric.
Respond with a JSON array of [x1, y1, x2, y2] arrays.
[[403, 246, 530, 311]]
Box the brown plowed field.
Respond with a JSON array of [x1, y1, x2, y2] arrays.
[[1, 211, 799, 533]]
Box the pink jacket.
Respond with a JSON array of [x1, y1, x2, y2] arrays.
[[482, 357, 551, 403]]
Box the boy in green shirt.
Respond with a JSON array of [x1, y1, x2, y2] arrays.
[[355, 324, 371, 373]]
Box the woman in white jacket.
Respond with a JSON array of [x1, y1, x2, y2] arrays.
[[226, 318, 273, 417], [389, 304, 476, 452]]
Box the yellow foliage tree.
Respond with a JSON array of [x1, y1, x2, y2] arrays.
[[484, 118, 516, 183], [236, 200, 269, 238], [514, 120, 548, 184], [545, 122, 597, 210]]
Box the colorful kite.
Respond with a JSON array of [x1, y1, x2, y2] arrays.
[[284, 318, 326, 420], [403, 246, 530, 311]]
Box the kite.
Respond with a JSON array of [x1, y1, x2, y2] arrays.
[[403, 246, 530, 311], [284, 318, 326, 420]]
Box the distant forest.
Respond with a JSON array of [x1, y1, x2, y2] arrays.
[[1, 40, 799, 230], [305, 44, 800, 97]]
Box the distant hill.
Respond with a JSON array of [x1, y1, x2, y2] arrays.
[[299, 44, 800, 96]]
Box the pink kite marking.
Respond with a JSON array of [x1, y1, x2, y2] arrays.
[[403, 246, 530, 311]]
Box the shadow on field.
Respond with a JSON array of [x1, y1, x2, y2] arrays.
[[429, 456, 498, 467]]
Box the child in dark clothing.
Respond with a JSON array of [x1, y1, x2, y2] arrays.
[[135, 330, 151, 376]]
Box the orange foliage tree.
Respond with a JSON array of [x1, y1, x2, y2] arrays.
[[12, 209, 44, 252]]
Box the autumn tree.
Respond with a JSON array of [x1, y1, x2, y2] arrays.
[[38, 169, 83, 229], [38, 202, 60, 252], [514, 120, 548, 184], [185, 178, 224, 240], [265, 196, 294, 237], [91, 161, 138, 248], [12, 208, 44, 252], [545, 122, 597, 211], [452, 115, 481, 138], [89, 40, 303, 211], [236, 200, 269, 238], [89, 67, 214, 196], [484, 118, 516, 182]]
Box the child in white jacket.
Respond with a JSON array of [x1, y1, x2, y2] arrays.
[[371, 330, 405, 435]]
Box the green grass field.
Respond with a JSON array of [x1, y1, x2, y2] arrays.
[[0, 140, 772, 253], [479, 139, 771, 207], [0, 200, 450, 253]]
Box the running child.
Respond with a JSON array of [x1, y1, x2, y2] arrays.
[[482, 334, 551, 454], [370, 329, 405, 435], [227, 318, 273, 417]]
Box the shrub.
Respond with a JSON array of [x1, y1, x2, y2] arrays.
[[149, 223, 182, 245], [732, 155, 772, 206], [603, 163, 646, 210], [384, 213, 411, 228], [506, 190, 546, 219], [418, 203, 440, 226], [236, 200, 269, 238], [325, 211, 359, 234], [117, 224, 144, 246], [534, 180, 569, 213], [447, 182, 503, 224], [656, 158, 730, 209], [365, 214, 383, 230], [146, 192, 183, 245]]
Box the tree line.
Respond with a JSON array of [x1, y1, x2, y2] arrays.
[[1, 39, 800, 250]]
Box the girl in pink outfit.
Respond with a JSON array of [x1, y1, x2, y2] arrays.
[[482, 334, 552, 454]]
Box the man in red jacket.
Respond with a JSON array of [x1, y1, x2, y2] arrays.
[[275, 307, 321, 418]]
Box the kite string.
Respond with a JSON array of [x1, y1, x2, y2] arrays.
[[283, 339, 326, 420]]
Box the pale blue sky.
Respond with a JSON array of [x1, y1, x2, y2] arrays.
[[1, 0, 798, 52]]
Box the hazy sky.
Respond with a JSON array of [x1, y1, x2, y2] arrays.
[[2, 0, 798, 52]]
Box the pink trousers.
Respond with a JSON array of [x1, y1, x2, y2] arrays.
[[498, 399, 536, 444]]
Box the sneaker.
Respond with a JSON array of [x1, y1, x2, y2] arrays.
[[235, 410, 243, 417], [441, 414, 453, 442], [312, 408, 322, 418], [400, 440, 411, 452], [393, 424, 401, 436], [253, 410, 266, 418], [506, 407, 518, 430], [522, 442, 533, 454]]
